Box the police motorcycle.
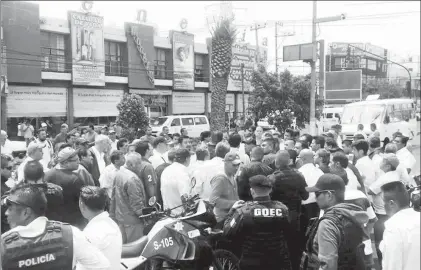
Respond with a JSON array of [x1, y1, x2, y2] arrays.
[[120, 194, 240, 270], [408, 175, 420, 212]]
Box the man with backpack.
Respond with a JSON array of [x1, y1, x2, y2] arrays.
[[301, 174, 369, 270]]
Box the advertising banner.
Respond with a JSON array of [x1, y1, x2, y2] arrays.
[[330, 42, 364, 56], [69, 11, 105, 86], [73, 89, 124, 117], [227, 43, 260, 92], [172, 31, 195, 90], [7, 87, 67, 117], [172, 92, 204, 114], [325, 70, 362, 103], [364, 43, 386, 61]]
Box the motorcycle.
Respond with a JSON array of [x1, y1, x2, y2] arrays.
[[120, 194, 240, 270]]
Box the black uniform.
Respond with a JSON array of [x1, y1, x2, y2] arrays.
[[223, 196, 292, 270]]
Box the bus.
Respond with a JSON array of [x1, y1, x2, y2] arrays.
[[341, 99, 417, 142]]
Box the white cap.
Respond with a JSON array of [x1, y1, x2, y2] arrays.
[[41, 122, 47, 127]]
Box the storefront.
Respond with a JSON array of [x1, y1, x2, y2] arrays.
[[172, 92, 205, 114], [6, 86, 67, 138], [129, 89, 171, 118], [73, 88, 124, 128]]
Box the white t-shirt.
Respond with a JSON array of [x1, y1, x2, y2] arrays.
[[355, 156, 376, 192], [299, 163, 324, 205], [369, 170, 400, 215], [396, 147, 416, 173]]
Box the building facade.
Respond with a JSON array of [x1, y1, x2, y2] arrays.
[[1, 2, 259, 138]]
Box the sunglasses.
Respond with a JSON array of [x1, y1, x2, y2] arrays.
[[315, 190, 335, 198], [3, 166, 13, 170], [3, 197, 32, 209]]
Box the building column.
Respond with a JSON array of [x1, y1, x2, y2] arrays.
[[67, 86, 74, 128]]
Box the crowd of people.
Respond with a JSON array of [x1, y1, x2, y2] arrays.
[[0, 120, 419, 270]]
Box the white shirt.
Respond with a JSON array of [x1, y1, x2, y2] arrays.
[[35, 139, 54, 169], [81, 212, 122, 270], [149, 149, 168, 169], [191, 157, 225, 201], [396, 147, 416, 173], [2, 217, 110, 270], [1, 139, 13, 156], [355, 156, 376, 192], [161, 162, 191, 215], [380, 208, 420, 270], [230, 147, 250, 167], [369, 170, 400, 215], [98, 164, 120, 198], [298, 163, 324, 205], [17, 157, 49, 183], [188, 160, 206, 179], [91, 146, 106, 174], [110, 140, 118, 152], [345, 167, 361, 190]]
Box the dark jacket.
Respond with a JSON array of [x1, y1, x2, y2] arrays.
[[305, 203, 369, 270], [137, 158, 157, 206], [88, 148, 102, 187], [155, 162, 171, 207], [237, 161, 273, 201], [223, 196, 292, 270]]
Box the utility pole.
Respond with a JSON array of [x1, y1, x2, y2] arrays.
[[310, 1, 317, 135], [310, 2, 346, 135], [241, 63, 245, 120], [250, 22, 266, 64]]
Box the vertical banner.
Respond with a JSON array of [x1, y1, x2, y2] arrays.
[[172, 31, 194, 90], [69, 11, 105, 86], [228, 44, 258, 92]]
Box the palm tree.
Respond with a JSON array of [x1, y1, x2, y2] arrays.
[[209, 18, 236, 131]]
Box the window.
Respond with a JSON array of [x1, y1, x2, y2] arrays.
[[367, 59, 376, 71], [104, 41, 124, 76], [155, 48, 168, 79], [194, 117, 207, 125], [41, 32, 66, 72], [171, 118, 180, 126], [195, 54, 206, 82], [334, 58, 344, 69], [181, 118, 194, 125]]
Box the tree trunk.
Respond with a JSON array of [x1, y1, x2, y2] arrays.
[[210, 77, 228, 131]]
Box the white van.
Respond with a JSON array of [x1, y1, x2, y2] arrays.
[[150, 115, 210, 138], [321, 107, 343, 132], [341, 99, 416, 142]]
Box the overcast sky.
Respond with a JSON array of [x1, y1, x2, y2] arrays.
[[35, 1, 420, 74]]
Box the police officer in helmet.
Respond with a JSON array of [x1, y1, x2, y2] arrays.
[[1, 183, 110, 270], [223, 175, 292, 270]]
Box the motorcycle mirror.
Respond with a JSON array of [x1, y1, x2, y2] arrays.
[[191, 177, 196, 188], [148, 196, 156, 206]]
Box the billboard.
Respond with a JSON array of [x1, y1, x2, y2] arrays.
[[69, 11, 105, 86], [325, 70, 362, 103], [126, 23, 155, 89], [283, 43, 314, 62], [73, 89, 124, 117], [364, 43, 387, 61], [172, 31, 195, 90], [330, 42, 364, 56], [227, 43, 257, 92]]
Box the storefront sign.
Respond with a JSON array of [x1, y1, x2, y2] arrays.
[[207, 93, 235, 112], [73, 89, 123, 117], [69, 11, 105, 86], [227, 43, 258, 92], [330, 42, 364, 57], [129, 89, 172, 96], [131, 25, 154, 86], [364, 43, 387, 61], [172, 92, 204, 114], [7, 87, 67, 117], [172, 31, 195, 90], [236, 93, 250, 113]]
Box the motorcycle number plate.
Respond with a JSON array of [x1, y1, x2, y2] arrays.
[[187, 229, 200, 239]]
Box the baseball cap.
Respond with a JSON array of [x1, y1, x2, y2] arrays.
[[224, 152, 241, 165], [27, 142, 45, 153], [61, 123, 68, 129], [249, 175, 273, 189], [57, 147, 78, 163], [41, 122, 47, 128], [306, 173, 346, 193], [3, 184, 47, 216]]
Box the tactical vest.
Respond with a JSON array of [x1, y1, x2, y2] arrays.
[[300, 209, 366, 270], [2, 221, 73, 270]]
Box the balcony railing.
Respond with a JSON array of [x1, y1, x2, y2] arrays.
[[154, 60, 172, 80], [105, 60, 126, 76], [41, 47, 67, 73]]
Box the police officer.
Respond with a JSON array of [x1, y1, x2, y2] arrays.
[[1, 183, 110, 270], [223, 175, 292, 270]]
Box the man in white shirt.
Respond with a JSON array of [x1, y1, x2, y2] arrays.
[[79, 186, 122, 270], [353, 140, 376, 192], [0, 130, 13, 157], [384, 143, 414, 186], [188, 147, 210, 179], [191, 142, 230, 201], [90, 135, 109, 182], [380, 181, 420, 270], [228, 134, 250, 167], [394, 135, 416, 175], [17, 142, 46, 183], [149, 136, 169, 169], [33, 129, 54, 170], [99, 150, 125, 198], [354, 124, 368, 140], [368, 154, 401, 266], [160, 148, 192, 215], [298, 149, 324, 219], [108, 130, 118, 152], [2, 184, 110, 269]]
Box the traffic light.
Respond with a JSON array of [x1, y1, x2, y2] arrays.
[[406, 81, 411, 97]]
